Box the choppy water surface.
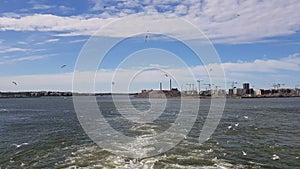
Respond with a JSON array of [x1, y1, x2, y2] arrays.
[[0, 96, 299, 168]]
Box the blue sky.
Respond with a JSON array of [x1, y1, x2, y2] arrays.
[[0, 0, 300, 92]]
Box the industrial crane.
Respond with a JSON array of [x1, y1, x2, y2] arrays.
[[197, 79, 203, 94], [272, 83, 285, 90], [203, 83, 214, 90], [231, 81, 238, 88]]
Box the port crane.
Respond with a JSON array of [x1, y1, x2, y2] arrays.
[[197, 79, 203, 94], [230, 81, 238, 88], [186, 83, 196, 91], [203, 83, 214, 91], [272, 83, 285, 90], [214, 85, 222, 90]]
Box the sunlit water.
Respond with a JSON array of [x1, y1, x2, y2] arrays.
[[0, 96, 299, 168]]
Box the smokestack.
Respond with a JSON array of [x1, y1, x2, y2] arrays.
[[169, 79, 172, 91], [160, 82, 162, 91]]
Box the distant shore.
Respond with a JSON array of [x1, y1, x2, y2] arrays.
[[1, 91, 299, 99], [0, 91, 138, 98]]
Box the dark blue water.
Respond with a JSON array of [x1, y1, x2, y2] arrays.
[[0, 97, 299, 168]]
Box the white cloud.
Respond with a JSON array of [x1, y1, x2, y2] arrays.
[[87, 0, 300, 43], [0, 55, 48, 65], [187, 0, 300, 43], [0, 72, 73, 92], [1, 12, 22, 18], [221, 53, 300, 73], [175, 5, 188, 15], [0, 47, 29, 53], [0, 1, 299, 44], [36, 38, 60, 45], [89, 0, 106, 11], [32, 4, 53, 10], [69, 39, 88, 43], [1, 53, 299, 92], [58, 5, 74, 12], [0, 14, 116, 36], [17, 41, 28, 45]]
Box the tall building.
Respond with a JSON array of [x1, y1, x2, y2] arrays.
[[243, 83, 250, 95], [243, 83, 250, 90]]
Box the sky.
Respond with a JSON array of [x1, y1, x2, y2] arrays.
[[0, 0, 300, 92]]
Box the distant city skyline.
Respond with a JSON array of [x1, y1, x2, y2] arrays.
[[0, 0, 300, 92]]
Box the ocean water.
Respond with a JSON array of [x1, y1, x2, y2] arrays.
[[0, 96, 299, 168]]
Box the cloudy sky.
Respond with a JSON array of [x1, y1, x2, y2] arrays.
[[0, 0, 300, 92]]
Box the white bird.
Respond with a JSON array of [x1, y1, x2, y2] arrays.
[[242, 151, 247, 156], [235, 123, 239, 127], [12, 143, 29, 148], [145, 30, 150, 42], [244, 116, 249, 119], [272, 154, 280, 160], [228, 125, 232, 129], [206, 148, 213, 153]]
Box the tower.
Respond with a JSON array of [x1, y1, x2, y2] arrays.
[[160, 82, 162, 91]]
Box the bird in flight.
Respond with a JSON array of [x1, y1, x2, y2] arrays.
[[11, 143, 29, 148], [61, 64, 67, 68], [12, 81, 17, 85], [145, 31, 150, 42]]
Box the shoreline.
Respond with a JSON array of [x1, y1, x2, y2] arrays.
[[1, 91, 299, 99]]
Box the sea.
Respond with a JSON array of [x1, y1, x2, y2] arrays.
[[0, 96, 299, 169]]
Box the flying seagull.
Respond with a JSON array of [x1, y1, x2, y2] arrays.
[[12, 81, 17, 85], [145, 31, 149, 42], [12, 143, 29, 148], [61, 64, 67, 68]]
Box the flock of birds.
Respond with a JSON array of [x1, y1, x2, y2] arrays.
[[11, 29, 152, 87], [8, 16, 290, 165], [225, 115, 283, 161]]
